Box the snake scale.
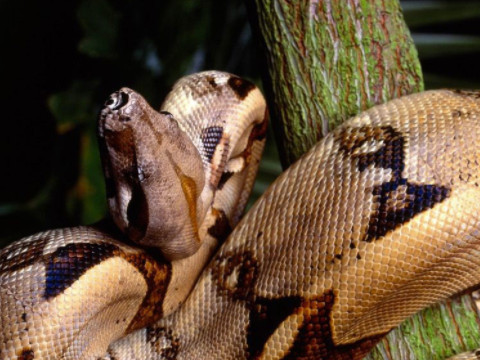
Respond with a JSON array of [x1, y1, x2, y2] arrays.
[[2, 71, 480, 359]]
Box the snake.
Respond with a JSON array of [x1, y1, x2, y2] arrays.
[[2, 71, 480, 360]]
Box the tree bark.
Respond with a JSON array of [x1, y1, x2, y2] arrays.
[[247, 0, 480, 358], [249, 0, 422, 168], [365, 294, 480, 360]]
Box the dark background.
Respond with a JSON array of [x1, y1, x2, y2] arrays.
[[1, 0, 480, 246]]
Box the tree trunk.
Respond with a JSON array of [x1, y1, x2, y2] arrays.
[[247, 0, 480, 358], [248, 0, 423, 168], [365, 293, 480, 360]]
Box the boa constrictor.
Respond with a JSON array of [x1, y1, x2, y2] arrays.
[[2, 71, 480, 359]]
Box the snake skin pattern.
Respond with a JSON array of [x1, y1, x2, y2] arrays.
[[2, 71, 480, 359], [0, 71, 267, 359], [106, 89, 480, 359], [448, 350, 480, 360]]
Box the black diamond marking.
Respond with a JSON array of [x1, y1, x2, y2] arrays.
[[280, 292, 334, 360], [201, 126, 223, 163], [247, 296, 302, 359], [279, 291, 384, 360], [364, 181, 450, 242], [44, 243, 118, 299], [342, 126, 405, 179], [337, 125, 451, 242]]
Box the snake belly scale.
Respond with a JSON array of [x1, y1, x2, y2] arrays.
[[2, 72, 480, 360]]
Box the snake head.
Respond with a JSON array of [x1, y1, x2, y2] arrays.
[[98, 88, 206, 260]]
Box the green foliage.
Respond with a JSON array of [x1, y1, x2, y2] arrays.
[[48, 80, 99, 128], [402, 1, 480, 89], [48, 80, 105, 225], [403, 1, 480, 28], [77, 0, 120, 59]]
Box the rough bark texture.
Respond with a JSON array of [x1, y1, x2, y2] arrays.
[[365, 294, 480, 360], [248, 0, 480, 358], [250, 0, 423, 167]]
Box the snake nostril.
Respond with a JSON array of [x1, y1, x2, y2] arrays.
[[105, 91, 130, 111]]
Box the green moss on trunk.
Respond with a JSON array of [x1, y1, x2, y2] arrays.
[[250, 0, 422, 167]]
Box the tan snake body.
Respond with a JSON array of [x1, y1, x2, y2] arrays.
[[2, 72, 480, 359]]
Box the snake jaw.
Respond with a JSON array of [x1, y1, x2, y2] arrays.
[[98, 88, 207, 260]]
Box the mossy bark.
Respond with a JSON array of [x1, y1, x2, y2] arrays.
[[247, 0, 480, 358], [249, 0, 422, 168], [365, 294, 480, 360]]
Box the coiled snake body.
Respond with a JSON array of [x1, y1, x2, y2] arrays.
[[2, 71, 480, 359]]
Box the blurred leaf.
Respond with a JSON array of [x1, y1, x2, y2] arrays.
[[413, 34, 480, 59], [403, 1, 480, 28], [48, 79, 106, 225], [424, 72, 480, 90], [134, 39, 164, 76], [77, 0, 120, 58], [78, 131, 107, 224], [55, 120, 106, 226], [48, 80, 100, 131]]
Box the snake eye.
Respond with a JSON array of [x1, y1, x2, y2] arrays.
[[105, 91, 130, 111]]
